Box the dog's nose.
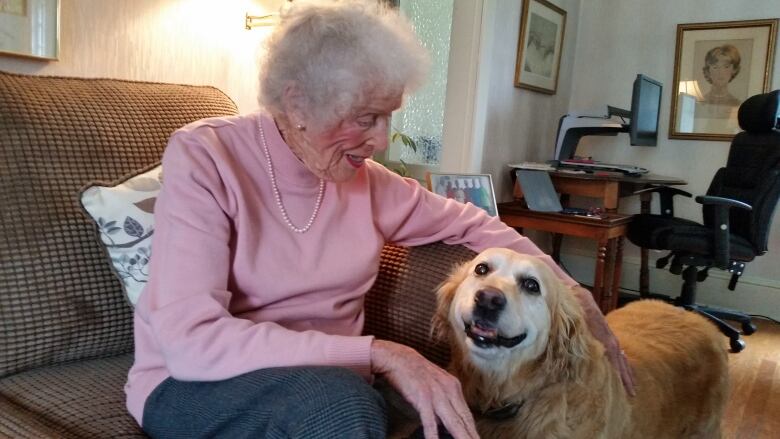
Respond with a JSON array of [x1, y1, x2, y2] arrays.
[[475, 288, 506, 311]]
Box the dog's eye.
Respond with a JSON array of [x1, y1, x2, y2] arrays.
[[518, 277, 540, 294], [474, 263, 490, 276]]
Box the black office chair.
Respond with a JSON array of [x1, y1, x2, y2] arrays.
[[627, 90, 780, 353]]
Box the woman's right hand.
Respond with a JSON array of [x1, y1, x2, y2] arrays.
[[370, 339, 479, 439]]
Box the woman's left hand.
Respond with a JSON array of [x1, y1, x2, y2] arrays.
[[572, 285, 637, 396]]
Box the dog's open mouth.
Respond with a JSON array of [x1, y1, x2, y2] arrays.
[[464, 321, 527, 349]]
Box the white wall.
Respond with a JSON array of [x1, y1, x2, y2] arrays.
[[477, 0, 582, 203], [0, 0, 279, 113], [568, 0, 780, 319]]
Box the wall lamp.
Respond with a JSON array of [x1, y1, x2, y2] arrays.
[[245, 13, 277, 29], [678, 80, 704, 101], [246, 1, 291, 29]]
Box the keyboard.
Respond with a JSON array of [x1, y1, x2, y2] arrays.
[[559, 160, 649, 175]]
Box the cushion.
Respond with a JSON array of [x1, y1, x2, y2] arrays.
[[627, 214, 700, 250], [663, 225, 757, 262], [628, 214, 757, 262], [0, 353, 145, 438], [80, 164, 162, 306]]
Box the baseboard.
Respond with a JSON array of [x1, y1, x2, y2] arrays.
[[558, 248, 780, 321]]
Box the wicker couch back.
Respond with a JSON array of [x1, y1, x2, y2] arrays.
[[364, 243, 476, 367], [0, 71, 238, 378]]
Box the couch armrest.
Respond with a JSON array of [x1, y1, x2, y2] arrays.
[[363, 243, 476, 368]]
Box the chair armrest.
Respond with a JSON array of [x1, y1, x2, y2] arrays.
[[634, 185, 692, 217], [693, 196, 751, 269], [694, 195, 752, 211]]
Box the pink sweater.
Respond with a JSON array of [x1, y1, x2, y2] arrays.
[[125, 112, 576, 425]]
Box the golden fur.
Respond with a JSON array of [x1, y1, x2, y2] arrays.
[[433, 248, 729, 439]]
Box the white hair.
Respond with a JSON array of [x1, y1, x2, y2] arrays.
[[258, 0, 429, 126]]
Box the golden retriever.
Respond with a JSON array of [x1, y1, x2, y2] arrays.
[[433, 248, 729, 439]]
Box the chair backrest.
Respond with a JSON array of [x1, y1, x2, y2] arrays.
[[0, 71, 238, 378], [705, 90, 780, 254]]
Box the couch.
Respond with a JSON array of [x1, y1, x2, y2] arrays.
[[0, 70, 476, 437]]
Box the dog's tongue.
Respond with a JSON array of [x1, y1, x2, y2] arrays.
[[471, 322, 498, 339]]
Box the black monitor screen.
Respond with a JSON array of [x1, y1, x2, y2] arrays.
[[630, 74, 662, 146]]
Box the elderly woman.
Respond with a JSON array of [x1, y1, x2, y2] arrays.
[[126, 1, 632, 438]]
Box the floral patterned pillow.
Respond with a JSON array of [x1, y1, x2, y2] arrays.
[[80, 164, 161, 306]]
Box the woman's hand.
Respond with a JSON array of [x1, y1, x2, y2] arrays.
[[572, 285, 637, 396], [371, 339, 479, 439]]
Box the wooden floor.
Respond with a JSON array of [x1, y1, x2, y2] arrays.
[[721, 318, 780, 439]]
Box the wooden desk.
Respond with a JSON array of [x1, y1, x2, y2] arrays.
[[498, 202, 632, 313], [511, 170, 686, 296], [512, 170, 686, 211]]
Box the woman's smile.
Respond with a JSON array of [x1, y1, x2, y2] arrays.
[[346, 153, 368, 168]]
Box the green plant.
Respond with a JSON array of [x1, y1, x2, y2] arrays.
[[378, 129, 418, 177]]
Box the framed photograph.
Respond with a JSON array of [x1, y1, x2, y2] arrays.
[[513, 0, 566, 94], [0, 0, 59, 61], [669, 19, 778, 141], [426, 172, 498, 217]]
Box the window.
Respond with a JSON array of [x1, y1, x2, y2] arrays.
[[386, 0, 454, 170]]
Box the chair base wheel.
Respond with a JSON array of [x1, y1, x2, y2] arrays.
[[729, 338, 746, 353], [742, 322, 757, 335]]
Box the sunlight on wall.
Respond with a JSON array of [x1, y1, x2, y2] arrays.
[[141, 0, 281, 111], [0, 0, 284, 112], [149, 0, 275, 58]]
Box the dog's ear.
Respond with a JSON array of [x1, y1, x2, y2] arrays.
[[431, 260, 470, 342], [543, 276, 592, 381]]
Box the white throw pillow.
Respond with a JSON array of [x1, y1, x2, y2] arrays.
[[80, 164, 162, 306]]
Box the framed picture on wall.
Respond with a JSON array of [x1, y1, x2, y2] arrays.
[[0, 0, 60, 61], [513, 0, 566, 94], [426, 172, 498, 217], [669, 19, 778, 141]]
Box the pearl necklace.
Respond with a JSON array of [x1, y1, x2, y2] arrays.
[[258, 118, 325, 234]]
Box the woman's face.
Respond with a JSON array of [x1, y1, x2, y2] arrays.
[[708, 55, 736, 87], [287, 88, 403, 183]]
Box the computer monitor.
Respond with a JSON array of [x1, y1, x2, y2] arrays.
[[553, 73, 663, 161], [629, 74, 662, 146]]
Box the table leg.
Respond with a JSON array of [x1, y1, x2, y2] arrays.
[[639, 192, 652, 297], [608, 237, 625, 312], [552, 233, 563, 263], [600, 239, 615, 313], [593, 238, 608, 313]]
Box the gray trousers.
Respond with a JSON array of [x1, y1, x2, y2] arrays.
[[141, 366, 397, 439]]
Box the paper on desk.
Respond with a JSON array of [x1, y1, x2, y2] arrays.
[[508, 162, 555, 171]]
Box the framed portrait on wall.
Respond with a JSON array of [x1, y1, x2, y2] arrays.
[[669, 19, 778, 141], [514, 0, 566, 94], [0, 0, 60, 60], [426, 172, 498, 217]]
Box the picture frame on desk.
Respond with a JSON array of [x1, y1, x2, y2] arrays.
[[669, 19, 778, 141], [0, 0, 59, 61], [513, 0, 566, 94], [426, 172, 498, 217]]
